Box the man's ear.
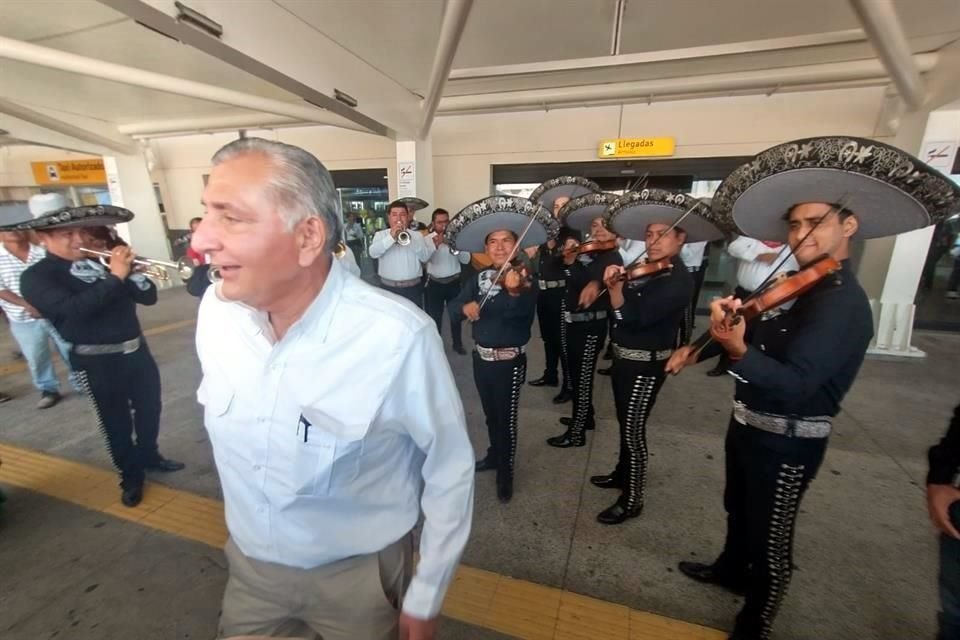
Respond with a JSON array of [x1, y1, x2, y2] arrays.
[[842, 214, 859, 239], [296, 216, 329, 267]]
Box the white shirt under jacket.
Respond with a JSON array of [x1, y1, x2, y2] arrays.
[[195, 258, 475, 619]]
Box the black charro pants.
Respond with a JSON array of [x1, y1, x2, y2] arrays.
[[381, 283, 424, 309], [424, 278, 463, 348], [536, 288, 569, 386], [473, 353, 526, 477], [566, 319, 607, 436]]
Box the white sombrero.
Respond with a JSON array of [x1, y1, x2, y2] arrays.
[[529, 176, 600, 213], [713, 136, 960, 241], [445, 196, 559, 252], [605, 189, 725, 243]]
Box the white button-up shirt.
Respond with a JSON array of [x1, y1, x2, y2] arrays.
[[368, 229, 434, 280], [425, 232, 470, 279], [726, 236, 799, 292], [195, 259, 475, 619], [680, 241, 707, 269], [0, 243, 45, 322]]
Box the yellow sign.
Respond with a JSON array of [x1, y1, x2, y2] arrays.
[[598, 137, 675, 159], [31, 160, 106, 185]]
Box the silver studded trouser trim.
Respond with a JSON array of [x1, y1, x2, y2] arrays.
[[611, 363, 666, 511], [567, 321, 607, 441], [472, 353, 526, 475]]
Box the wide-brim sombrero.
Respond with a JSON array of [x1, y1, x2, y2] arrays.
[[557, 192, 620, 233], [445, 196, 558, 253], [713, 136, 960, 241], [399, 197, 429, 212], [0, 205, 134, 231], [529, 176, 600, 213], [604, 189, 725, 242]]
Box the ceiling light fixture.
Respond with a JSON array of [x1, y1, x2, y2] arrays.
[[175, 2, 223, 39]]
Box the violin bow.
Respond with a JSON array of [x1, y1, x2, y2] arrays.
[[477, 210, 540, 312]]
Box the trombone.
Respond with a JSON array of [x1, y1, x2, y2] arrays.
[[80, 248, 195, 282]]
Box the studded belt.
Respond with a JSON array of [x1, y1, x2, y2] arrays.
[[74, 336, 141, 356], [380, 276, 421, 288], [612, 343, 673, 362], [733, 401, 832, 439], [539, 279, 566, 289], [475, 345, 525, 362], [564, 310, 607, 323]]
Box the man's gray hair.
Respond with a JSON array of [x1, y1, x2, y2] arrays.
[[211, 137, 342, 252]]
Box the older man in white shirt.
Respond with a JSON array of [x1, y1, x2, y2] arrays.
[[368, 200, 435, 308], [191, 137, 475, 640]]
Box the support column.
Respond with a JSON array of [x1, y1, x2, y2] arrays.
[[102, 153, 172, 265], [395, 138, 435, 224]]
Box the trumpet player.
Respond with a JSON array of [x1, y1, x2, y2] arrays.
[[424, 208, 469, 354], [368, 200, 434, 308], [13, 203, 184, 509]]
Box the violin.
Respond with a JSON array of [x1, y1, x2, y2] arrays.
[[688, 254, 841, 354], [614, 258, 673, 284], [560, 238, 618, 257], [494, 258, 533, 294]]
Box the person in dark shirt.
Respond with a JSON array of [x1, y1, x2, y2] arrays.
[[928, 404, 960, 640], [545, 193, 623, 449], [666, 136, 960, 640], [526, 176, 600, 405], [12, 204, 184, 509], [448, 195, 557, 503], [590, 189, 721, 525]]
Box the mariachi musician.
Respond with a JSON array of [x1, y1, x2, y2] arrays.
[[448, 196, 558, 502], [667, 136, 960, 640], [527, 177, 600, 405], [591, 189, 724, 525], [545, 192, 623, 448], [13, 204, 184, 509]]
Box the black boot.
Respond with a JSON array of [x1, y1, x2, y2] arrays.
[[496, 469, 513, 503], [144, 455, 186, 472], [121, 483, 144, 508], [590, 472, 621, 489], [677, 561, 747, 596], [546, 428, 585, 448], [559, 416, 594, 431], [529, 375, 559, 387], [475, 456, 497, 472], [552, 388, 572, 404], [596, 499, 642, 525], [706, 366, 726, 377]]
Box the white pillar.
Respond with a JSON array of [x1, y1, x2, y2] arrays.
[[395, 138, 435, 224], [102, 153, 172, 264]]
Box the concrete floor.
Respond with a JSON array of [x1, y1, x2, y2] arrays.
[[1, 285, 957, 640]]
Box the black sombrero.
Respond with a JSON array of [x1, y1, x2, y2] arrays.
[[0, 204, 134, 232], [399, 197, 429, 213], [529, 176, 600, 213], [445, 196, 558, 253], [557, 192, 619, 233], [713, 136, 960, 241], [604, 189, 725, 242]]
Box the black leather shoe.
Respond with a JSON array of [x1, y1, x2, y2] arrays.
[[453, 344, 467, 355], [552, 389, 572, 404], [546, 430, 585, 448], [121, 485, 144, 508], [590, 473, 621, 489], [677, 561, 746, 595], [528, 376, 559, 387], [706, 367, 725, 377], [597, 501, 641, 525], [144, 456, 186, 472], [559, 416, 595, 431], [597, 366, 612, 376], [475, 456, 497, 472]]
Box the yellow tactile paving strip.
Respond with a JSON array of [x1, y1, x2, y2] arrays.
[[0, 319, 197, 378], [0, 444, 725, 640]]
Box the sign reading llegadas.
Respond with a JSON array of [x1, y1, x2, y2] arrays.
[[598, 137, 675, 159], [31, 160, 106, 185]]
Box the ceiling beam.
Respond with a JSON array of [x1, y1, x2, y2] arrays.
[[0, 98, 138, 154], [438, 55, 938, 114], [100, 0, 420, 137], [118, 114, 303, 136], [848, 0, 925, 110], [924, 38, 960, 110], [449, 29, 869, 80], [0, 35, 366, 132], [419, 0, 473, 139]]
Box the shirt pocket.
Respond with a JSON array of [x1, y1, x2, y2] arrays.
[[197, 375, 234, 420], [292, 410, 366, 497]]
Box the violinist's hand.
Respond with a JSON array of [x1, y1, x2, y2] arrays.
[[463, 301, 481, 322], [709, 317, 747, 359], [665, 345, 697, 375], [561, 238, 579, 265], [928, 484, 960, 539], [503, 269, 523, 295], [578, 281, 601, 309], [709, 295, 742, 324], [603, 265, 625, 293]]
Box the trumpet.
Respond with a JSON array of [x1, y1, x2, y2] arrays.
[[397, 230, 411, 246], [80, 247, 195, 282]]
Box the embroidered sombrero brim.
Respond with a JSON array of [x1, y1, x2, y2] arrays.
[[529, 176, 600, 213], [605, 189, 724, 243], [713, 136, 960, 241], [557, 192, 620, 232], [0, 205, 134, 231], [445, 196, 559, 253], [399, 197, 429, 212]]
